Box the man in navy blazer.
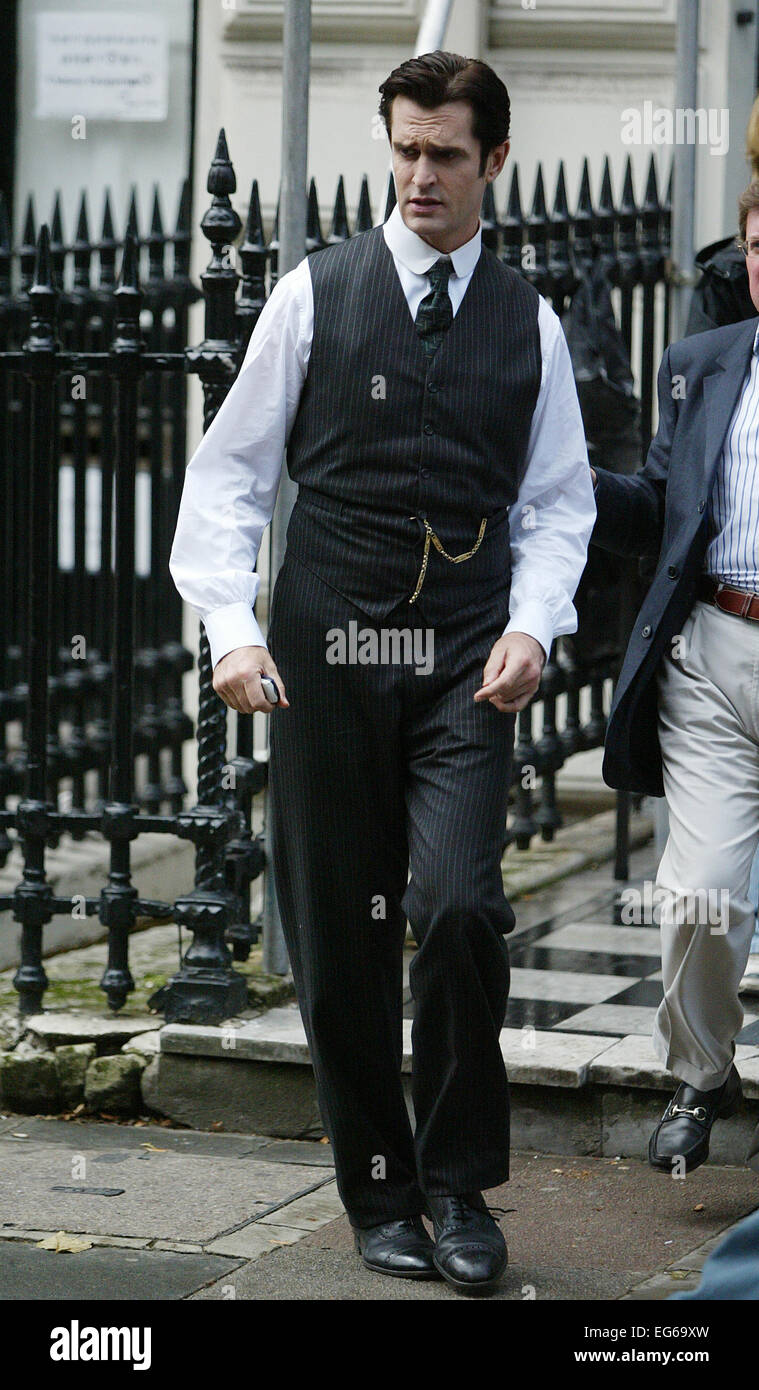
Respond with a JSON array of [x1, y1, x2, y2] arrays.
[[590, 180, 759, 1174]]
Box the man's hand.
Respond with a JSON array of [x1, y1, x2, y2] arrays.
[[474, 632, 546, 714], [589, 466, 597, 487], [212, 645, 290, 715]]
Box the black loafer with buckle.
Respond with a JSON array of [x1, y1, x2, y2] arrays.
[[649, 1064, 742, 1173]]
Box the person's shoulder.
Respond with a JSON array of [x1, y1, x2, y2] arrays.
[[306, 226, 384, 272], [668, 316, 759, 369]]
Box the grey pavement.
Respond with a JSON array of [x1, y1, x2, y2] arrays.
[[2, 840, 757, 1301], [1, 1113, 757, 1301]]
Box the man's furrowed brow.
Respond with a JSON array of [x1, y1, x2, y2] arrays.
[[393, 139, 468, 156]]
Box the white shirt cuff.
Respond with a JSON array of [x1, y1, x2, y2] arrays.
[[201, 602, 268, 672], [502, 602, 555, 664]]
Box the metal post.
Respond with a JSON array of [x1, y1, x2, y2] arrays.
[[12, 225, 57, 1015], [262, 0, 311, 973], [98, 234, 143, 1011], [158, 132, 248, 1024], [671, 0, 700, 341]]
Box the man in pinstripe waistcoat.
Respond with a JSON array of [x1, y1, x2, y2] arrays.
[[170, 51, 595, 1295]]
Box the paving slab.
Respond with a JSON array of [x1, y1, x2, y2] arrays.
[[0, 1116, 274, 1158], [534, 924, 663, 957], [590, 1035, 759, 1091], [161, 1008, 311, 1062], [0, 1142, 332, 1242], [509, 967, 632, 1004], [560, 1004, 659, 1036], [160, 1011, 417, 1072], [499, 1028, 618, 1087], [205, 1222, 315, 1259], [257, 1182, 344, 1229], [22, 1014, 158, 1047], [161, 1016, 623, 1093], [0, 1239, 239, 1301]]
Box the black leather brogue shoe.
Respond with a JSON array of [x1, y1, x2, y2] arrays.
[[649, 1064, 742, 1173], [353, 1215, 438, 1279], [427, 1192, 508, 1296]]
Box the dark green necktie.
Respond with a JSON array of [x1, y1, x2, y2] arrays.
[[415, 256, 454, 357]]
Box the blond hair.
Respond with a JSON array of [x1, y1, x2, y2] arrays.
[[747, 95, 759, 178]]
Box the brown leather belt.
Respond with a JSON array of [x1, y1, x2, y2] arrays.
[[697, 574, 759, 622]]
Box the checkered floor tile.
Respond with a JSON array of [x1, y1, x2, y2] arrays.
[[402, 883, 759, 1045]]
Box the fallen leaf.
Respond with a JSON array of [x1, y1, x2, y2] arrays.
[[552, 1168, 564, 1174], [139, 1143, 166, 1152], [37, 1231, 92, 1254], [669, 1271, 691, 1280], [319, 1137, 330, 1145], [11, 1133, 28, 1139], [210, 1121, 224, 1131], [693, 1203, 705, 1212]]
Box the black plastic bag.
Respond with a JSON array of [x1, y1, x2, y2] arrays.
[[563, 255, 640, 449]]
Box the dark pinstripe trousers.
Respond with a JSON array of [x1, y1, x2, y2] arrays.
[[267, 550, 517, 1228]]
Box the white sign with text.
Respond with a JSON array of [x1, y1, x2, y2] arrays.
[[36, 11, 168, 121]]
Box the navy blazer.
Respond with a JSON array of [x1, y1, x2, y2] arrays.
[[592, 315, 759, 796]]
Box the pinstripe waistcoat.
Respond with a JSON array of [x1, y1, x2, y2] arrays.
[[284, 225, 542, 621]]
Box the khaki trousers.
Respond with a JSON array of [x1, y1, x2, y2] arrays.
[[654, 597, 759, 1090]]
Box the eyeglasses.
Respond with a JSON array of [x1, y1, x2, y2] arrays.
[[738, 237, 759, 258]]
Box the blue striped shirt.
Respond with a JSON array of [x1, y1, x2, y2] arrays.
[[705, 325, 759, 585]]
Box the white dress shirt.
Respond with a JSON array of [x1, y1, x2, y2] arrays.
[[170, 202, 596, 671], [705, 323, 759, 586]]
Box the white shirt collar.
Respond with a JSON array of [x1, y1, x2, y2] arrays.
[[383, 201, 482, 279]]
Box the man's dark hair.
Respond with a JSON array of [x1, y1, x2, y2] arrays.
[[378, 51, 510, 177]]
